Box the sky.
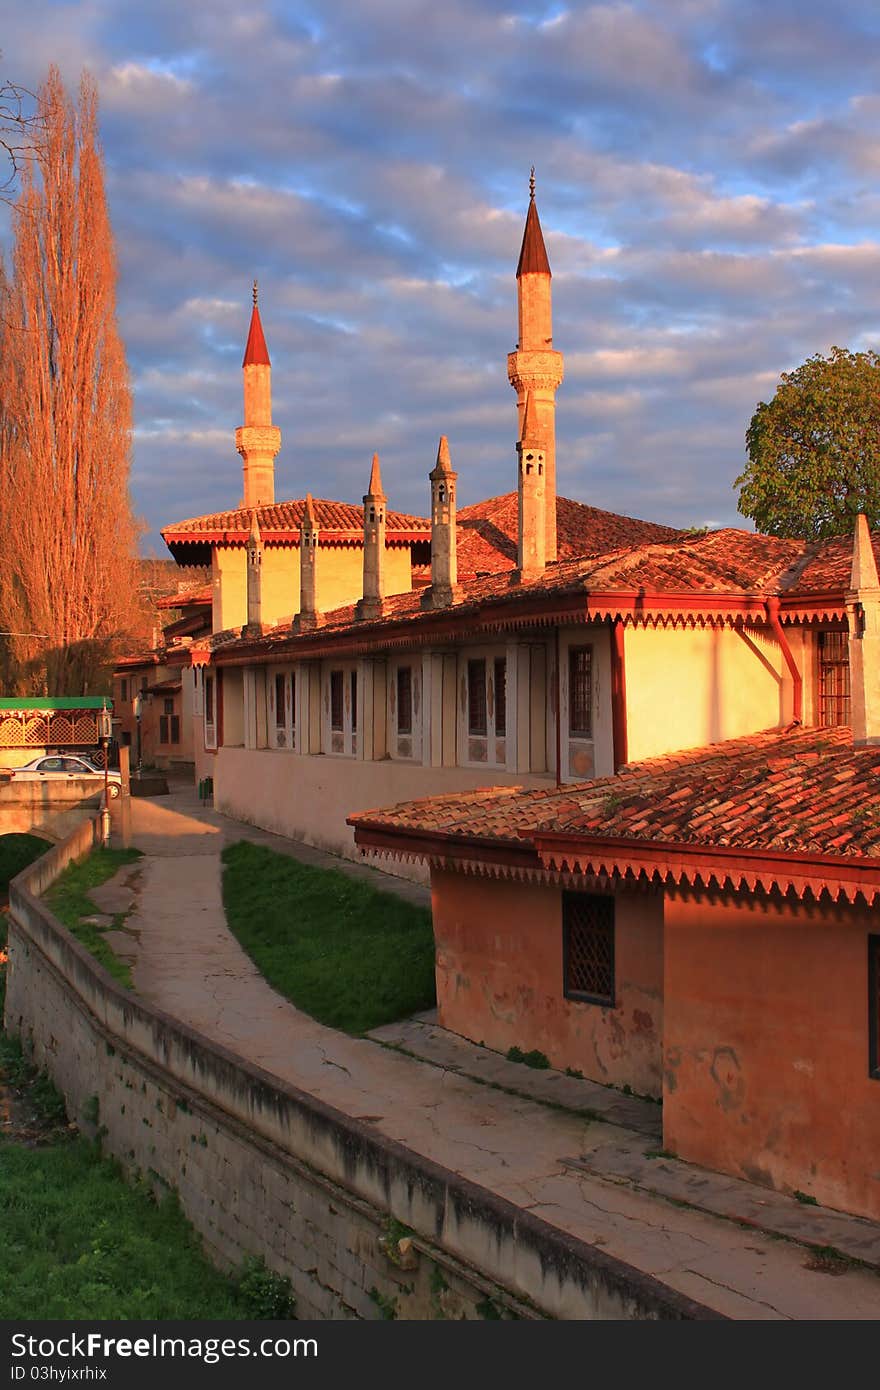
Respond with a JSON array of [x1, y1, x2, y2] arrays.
[[3, 1, 880, 552]]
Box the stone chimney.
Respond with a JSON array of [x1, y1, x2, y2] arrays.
[[846, 512, 880, 746], [235, 281, 281, 509], [422, 435, 460, 609], [241, 510, 264, 637], [514, 391, 546, 581], [293, 493, 322, 632], [356, 454, 387, 621]]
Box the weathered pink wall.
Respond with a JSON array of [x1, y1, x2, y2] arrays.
[[431, 871, 664, 1097], [663, 888, 880, 1221]]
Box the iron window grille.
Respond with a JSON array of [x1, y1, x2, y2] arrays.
[[563, 892, 615, 1006], [275, 674, 286, 729], [818, 631, 850, 727], [397, 666, 412, 734], [870, 936, 880, 1081], [468, 658, 488, 736], [494, 657, 507, 736], [569, 646, 593, 738], [330, 670, 344, 731]]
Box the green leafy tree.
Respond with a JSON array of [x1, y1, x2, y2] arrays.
[[736, 346, 880, 539]]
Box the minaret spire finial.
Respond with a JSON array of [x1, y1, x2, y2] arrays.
[[529, 166, 535, 201], [252, 278, 258, 306]]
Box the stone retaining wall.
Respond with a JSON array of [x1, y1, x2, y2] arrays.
[[4, 821, 718, 1321]]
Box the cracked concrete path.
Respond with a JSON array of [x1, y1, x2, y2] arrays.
[[113, 787, 880, 1321]]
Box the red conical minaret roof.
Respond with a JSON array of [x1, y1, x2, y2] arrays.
[[242, 280, 271, 367], [516, 169, 551, 279]]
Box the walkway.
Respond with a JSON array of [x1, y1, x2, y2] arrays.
[[108, 786, 880, 1320]]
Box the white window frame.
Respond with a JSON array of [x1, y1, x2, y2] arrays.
[[459, 645, 508, 769], [269, 666, 295, 750]]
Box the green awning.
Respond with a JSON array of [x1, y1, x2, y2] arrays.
[[0, 697, 110, 711]]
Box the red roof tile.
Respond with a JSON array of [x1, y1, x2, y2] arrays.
[[156, 584, 212, 610], [350, 725, 880, 864], [456, 493, 681, 577], [162, 497, 431, 552]]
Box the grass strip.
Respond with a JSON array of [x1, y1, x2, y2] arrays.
[[221, 840, 435, 1034], [44, 847, 142, 989]]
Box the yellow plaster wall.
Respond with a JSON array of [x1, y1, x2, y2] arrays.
[[213, 745, 553, 882], [624, 623, 788, 763], [212, 543, 413, 633]]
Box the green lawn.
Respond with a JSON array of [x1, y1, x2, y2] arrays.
[[0, 1031, 293, 1320], [0, 832, 52, 894], [45, 847, 142, 988], [221, 840, 436, 1034]]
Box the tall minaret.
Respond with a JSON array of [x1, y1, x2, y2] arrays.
[[356, 454, 387, 621], [293, 493, 322, 631], [515, 392, 546, 580], [507, 170, 563, 562], [235, 281, 281, 509], [242, 510, 263, 635], [422, 435, 460, 609]]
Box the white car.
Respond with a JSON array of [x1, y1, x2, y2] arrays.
[[4, 754, 123, 798]]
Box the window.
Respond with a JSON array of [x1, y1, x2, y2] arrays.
[[330, 670, 344, 731], [563, 892, 615, 1006], [467, 659, 487, 736], [141, 677, 148, 693], [494, 657, 507, 737], [569, 646, 593, 738], [164, 698, 174, 716], [275, 674, 286, 730], [121, 678, 129, 702], [870, 937, 880, 1081], [170, 715, 180, 745], [397, 666, 413, 734], [818, 632, 850, 727], [351, 670, 358, 733], [160, 715, 169, 744]]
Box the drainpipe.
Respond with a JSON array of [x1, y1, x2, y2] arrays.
[[765, 596, 802, 724], [610, 616, 628, 771], [555, 627, 562, 787]]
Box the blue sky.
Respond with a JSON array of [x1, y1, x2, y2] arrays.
[[4, 1, 880, 550]]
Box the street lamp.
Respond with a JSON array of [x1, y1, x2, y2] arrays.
[[98, 700, 112, 847]]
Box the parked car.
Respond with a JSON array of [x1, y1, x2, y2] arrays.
[[3, 754, 122, 798]]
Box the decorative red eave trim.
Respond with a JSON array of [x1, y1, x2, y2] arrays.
[[349, 820, 540, 871], [161, 528, 425, 548], [528, 831, 880, 906]]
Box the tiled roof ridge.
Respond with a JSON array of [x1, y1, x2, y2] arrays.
[[163, 496, 430, 536]]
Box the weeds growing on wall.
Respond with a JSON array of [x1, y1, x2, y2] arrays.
[[221, 841, 436, 1034]]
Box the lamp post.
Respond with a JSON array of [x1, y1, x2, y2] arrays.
[[98, 700, 113, 847]]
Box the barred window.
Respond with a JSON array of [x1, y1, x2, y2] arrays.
[[330, 670, 344, 731], [121, 679, 128, 702], [170, 715, 180, 745], [569, 646, 593, 738], [870, 936, 880, 1081], [394, 666, 412, 734], [818, 631, 850, 727], [468, 658, 487, 736], [563, 892, 615, 1006], [351, 670, 358, 733], [204, 675, 214, 724], [275, 674, 286, 729], [494, 657, 507, 736], [159, 716, 169, 745]]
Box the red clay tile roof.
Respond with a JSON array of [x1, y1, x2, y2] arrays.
[[517, 196, 551, 277], [786, 532, 880, 594], [162, 497, 431, 561], [242, 302, 270, 367], [156, 584, 212, 610], [350, 725, 880, 864], [456, 493, 682, 577]]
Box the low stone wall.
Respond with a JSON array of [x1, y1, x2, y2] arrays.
[[0, 779, 102, 842], [4, 823, 718, 1321]]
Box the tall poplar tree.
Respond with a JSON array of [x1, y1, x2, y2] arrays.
[[0, 66, 138, 694]]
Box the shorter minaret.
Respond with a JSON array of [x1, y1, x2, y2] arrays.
[[514, 392, 546, 581], [235, 281, 281, 509], [846, 513, 880, 746], [293, 493, 322, 631], [242, 510, 264, 636], [356, 454, 387, 621], [422, 435, 460, 609]]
